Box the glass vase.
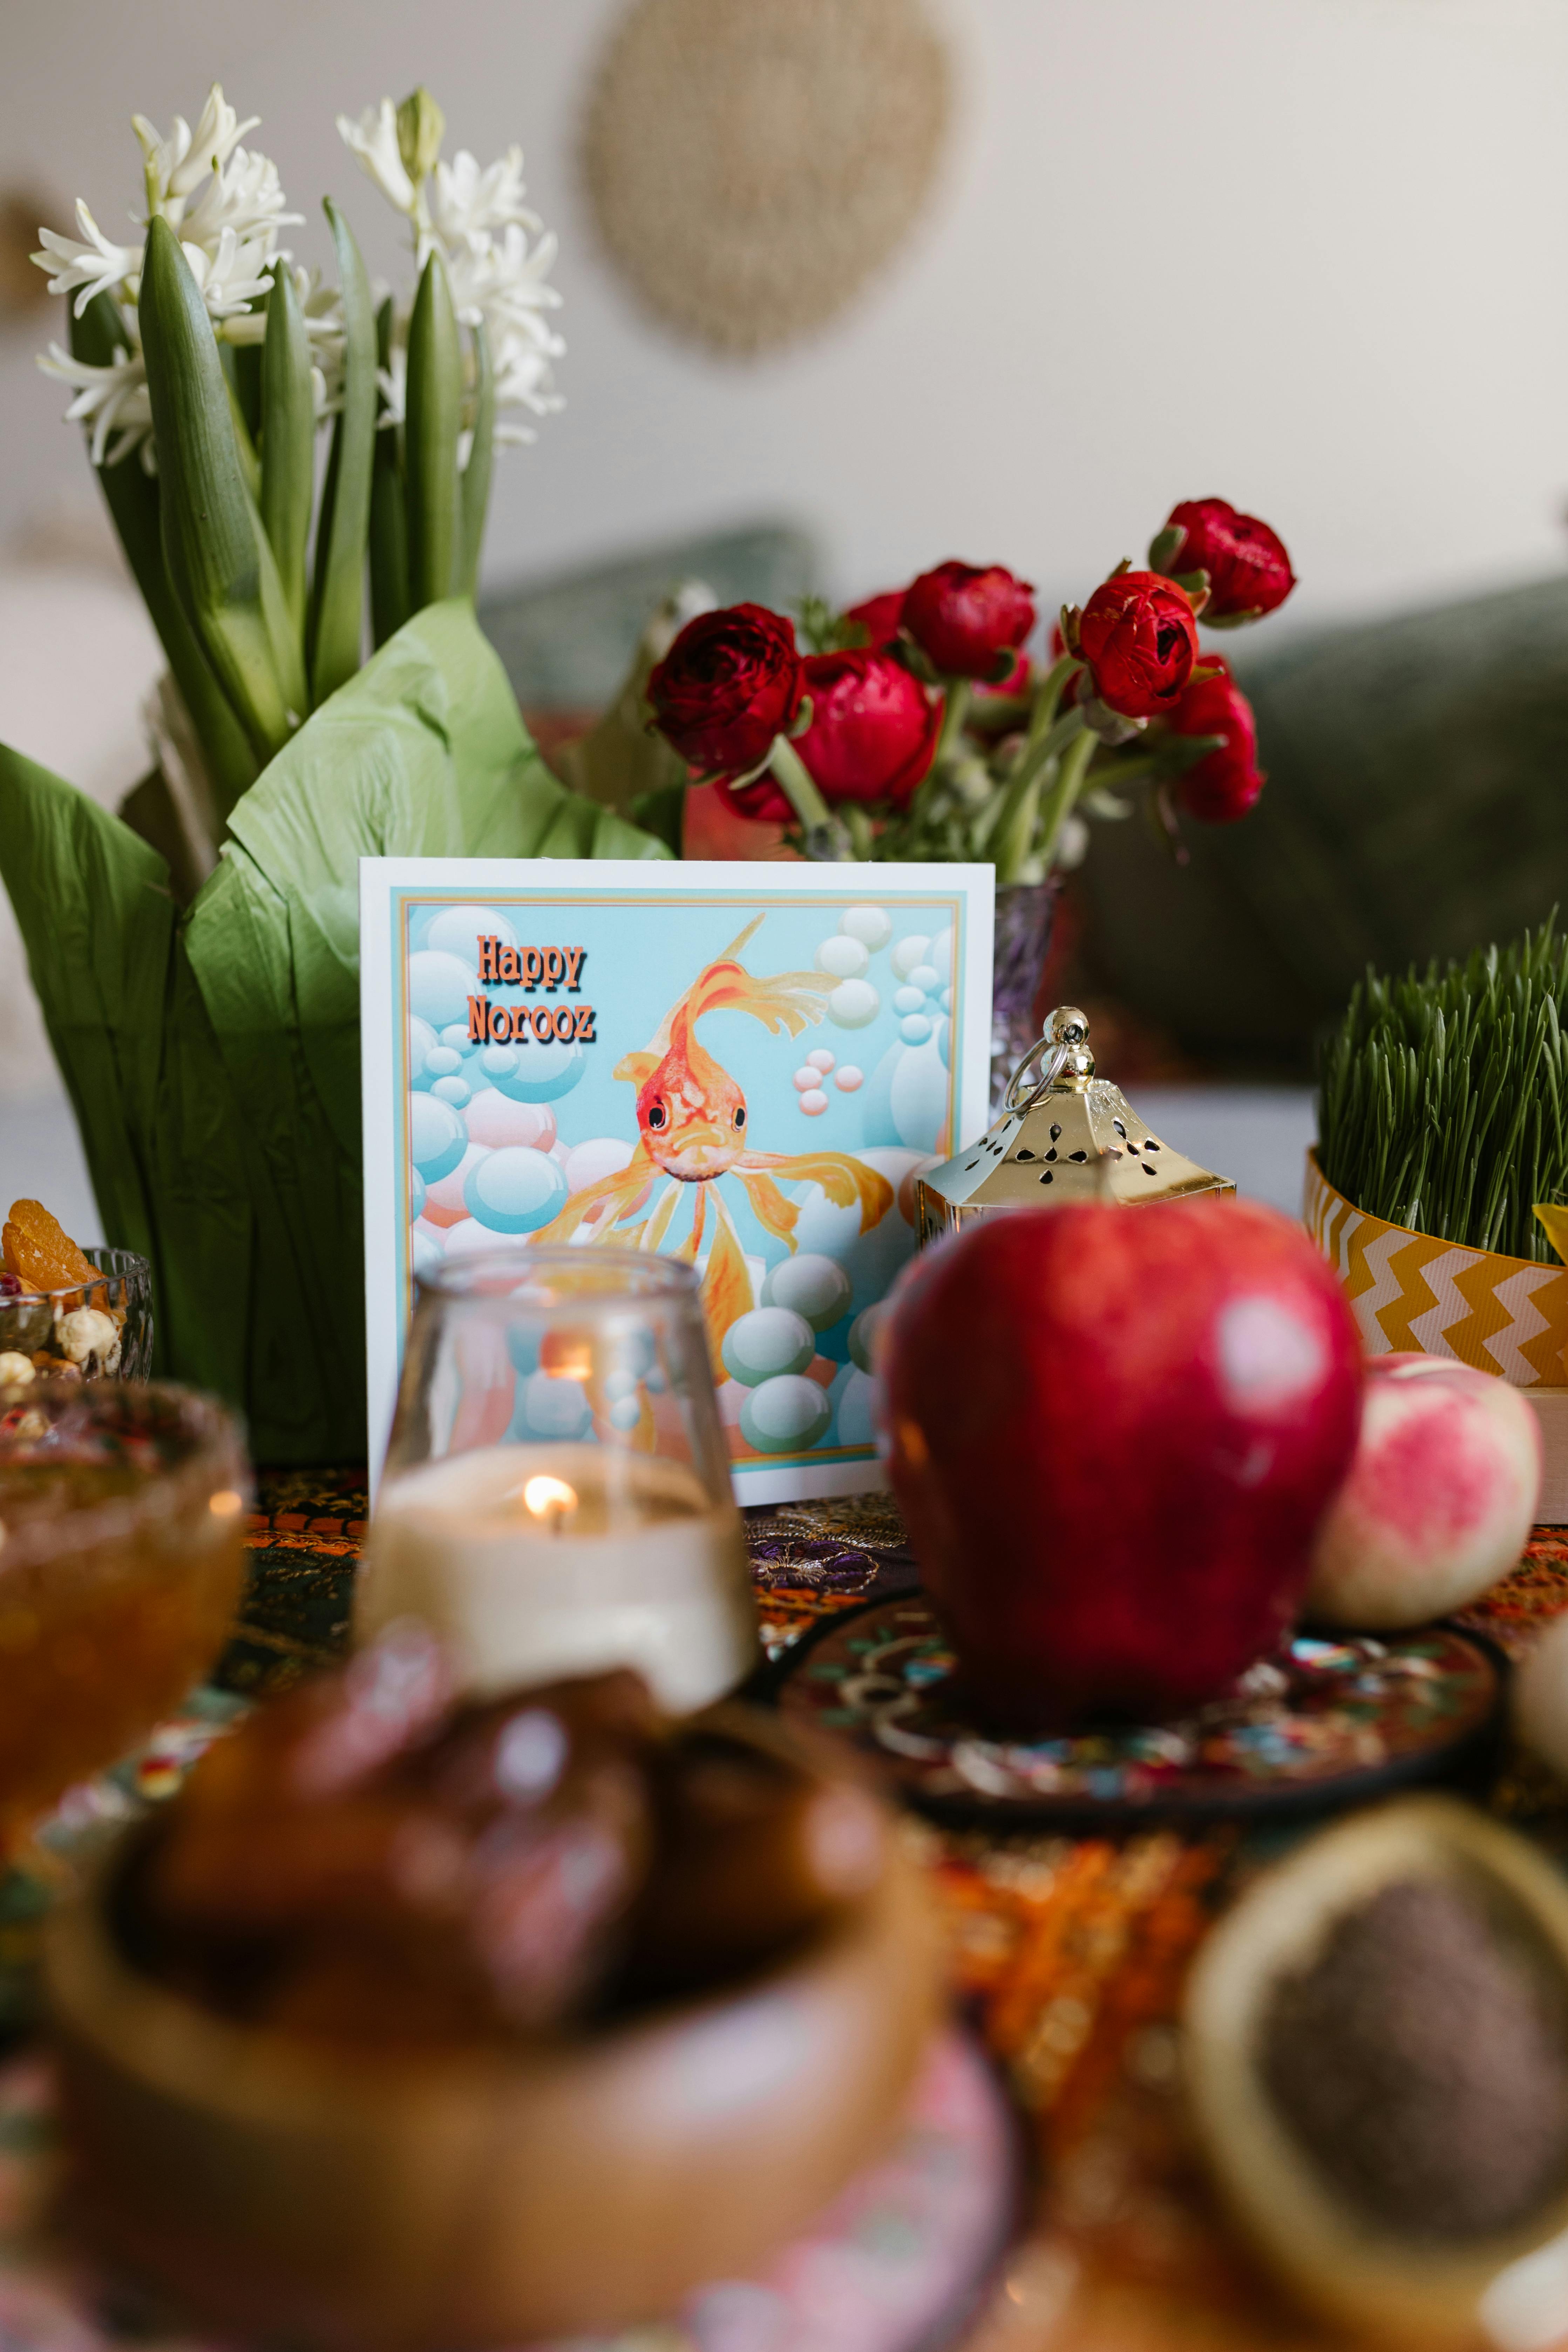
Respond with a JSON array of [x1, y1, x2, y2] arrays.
[[989, 877, 1060, 1114]]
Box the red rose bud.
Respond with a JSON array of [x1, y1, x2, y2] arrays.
[[843, 589, 907, 650], [1163, 499, 1296, 622], [647, 603, 804, 778], [1078, 571, 1199, 720], [795, 650, 940, 809], [903, 562, 1037, 680], [1169, 659, 1265, 823]]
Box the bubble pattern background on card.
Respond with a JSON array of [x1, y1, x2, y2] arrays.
[[401, 896, 963, 1467]]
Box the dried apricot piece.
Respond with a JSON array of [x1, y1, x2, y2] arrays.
[[2, 1200, 99, 1295]]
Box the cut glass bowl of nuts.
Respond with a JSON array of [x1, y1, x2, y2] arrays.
[[0, 1200, 152, 1386]]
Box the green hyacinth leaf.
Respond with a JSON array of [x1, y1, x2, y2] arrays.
[[308, 199, 377, 707], [404, 246, 460, 612], [138, 218, 298, 764], [0, 601, 668, 1467], [369, 295, 410, 650], [261, 262, 315, 649], [69, 292, 257, 822], [459, 317, 494, 599], [259, 263, 314, 646]]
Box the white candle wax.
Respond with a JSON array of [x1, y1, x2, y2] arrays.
[[358, 1443, 757, 1711]]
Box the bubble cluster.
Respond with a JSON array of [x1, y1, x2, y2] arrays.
[[408, 903, 619, 1265], [402, 897, 935, 1469]]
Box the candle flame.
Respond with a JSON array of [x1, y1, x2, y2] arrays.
[[522, 1474, 577, 1520]]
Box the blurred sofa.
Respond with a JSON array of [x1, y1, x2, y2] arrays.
[[1078, 572, 1568, 1074]]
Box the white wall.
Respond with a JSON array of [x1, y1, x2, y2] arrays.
[[1, 0, 1566, 630]]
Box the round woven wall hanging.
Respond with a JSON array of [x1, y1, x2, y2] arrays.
[[581, 0, 952, 357]]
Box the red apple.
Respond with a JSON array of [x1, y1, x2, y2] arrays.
[[882, 1199, 1363, 1728], [1306, 1354, 1542, 1629]]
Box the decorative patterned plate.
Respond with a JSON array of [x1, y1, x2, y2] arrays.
[[0, 2028, 1017, 2352], [779, 1599, 1506, 1825]]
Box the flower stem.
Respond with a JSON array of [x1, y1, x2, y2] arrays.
[[768, 735, 853, 861], [1084, 752, 1159, 794], [991, 706, 1088, 883], [934, 677, 972, 768], [1025, 653, 1082, 750], [1035, 725, 1099, 870], [990, 763, 1045, 886]]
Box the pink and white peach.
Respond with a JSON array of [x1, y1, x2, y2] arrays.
[[1306, 1354, 1542, 1630]]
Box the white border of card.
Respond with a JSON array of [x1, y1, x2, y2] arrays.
[[361, 859, 995, 1503]]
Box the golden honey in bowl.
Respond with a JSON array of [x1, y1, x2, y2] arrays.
[[0, 1381, 248, 1849]]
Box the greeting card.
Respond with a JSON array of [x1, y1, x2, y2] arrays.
[[361, 860, 994, 1501]]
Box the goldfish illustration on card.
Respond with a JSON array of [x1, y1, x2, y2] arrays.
[[363, 860, 994, 1502]]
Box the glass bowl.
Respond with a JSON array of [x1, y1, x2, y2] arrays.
[[0, 1246, 153, 1384], [0, 1379, 248, 1851]]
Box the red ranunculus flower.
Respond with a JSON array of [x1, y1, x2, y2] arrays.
[[843, 589, 907, 649], [903, 562, 1036, 679], [975, 649, 1031, 703], [715, 770, 795, 824], [647, 602, 803, 778], [795, 650, 940, 809], [1169, 659, 1265, 823], [1078, 571, 1199, 720], [1164, 499, 1296, 621]]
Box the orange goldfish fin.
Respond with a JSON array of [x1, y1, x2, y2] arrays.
[[643, 1180, 684, 1255], [700, 1191, 754, 1365], [533, 1147, 654, 1246], [718, 914, 766, 962], [739, 1151, 894, 1232], [675, 1184, 707, 1266], [687, 961, 833, 1039], [615, 1049, 659, 1087], [731, 1167, 802, 1249]]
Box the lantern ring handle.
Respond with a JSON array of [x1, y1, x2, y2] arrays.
[[1004, 1034, 1073, 1114]]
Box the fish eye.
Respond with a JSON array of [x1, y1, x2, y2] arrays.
[[733, 1106, 746, 1128], [646, 1101, 667, 1131]]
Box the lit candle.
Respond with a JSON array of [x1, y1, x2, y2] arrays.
[[357, 1443, 757, 1711]]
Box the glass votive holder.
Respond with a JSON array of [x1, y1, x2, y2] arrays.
[[361, 1249, 757, 1711], [0, 1246, 153, 1385]]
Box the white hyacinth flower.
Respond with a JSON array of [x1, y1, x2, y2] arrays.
[[135, 86, 259, 212], [375, 330, 408, 431], [32, 201, 140, 317], [428, 147, 541, 253], [179, 144, 301, 255], [33, 83, 299, 469], [337, 100, 417, 217], [343, 106, 564, 457], [38, 320, 153, 469], [181, 226, 279, 321]]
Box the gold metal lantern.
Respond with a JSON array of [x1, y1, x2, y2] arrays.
[[916, 1006, 1235, 1242]]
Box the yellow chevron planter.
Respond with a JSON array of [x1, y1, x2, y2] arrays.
[[1303, 1152, 1568, 1387]]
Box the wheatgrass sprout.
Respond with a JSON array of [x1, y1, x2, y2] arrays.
[[1317, 921, 1568, 1263]]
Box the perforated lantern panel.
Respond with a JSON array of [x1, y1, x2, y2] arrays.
[[915, 1078, 1235, 1241]]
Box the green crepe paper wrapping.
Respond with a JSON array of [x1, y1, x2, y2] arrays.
[[0, 599, 668, 1464]]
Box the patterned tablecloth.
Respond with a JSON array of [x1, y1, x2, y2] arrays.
[[10, 1475, 1568, 2352]]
